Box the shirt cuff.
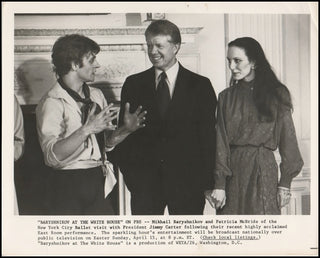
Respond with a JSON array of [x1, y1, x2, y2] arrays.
[[105, 146, 115, 152], [278, 176, 293, 189], [278, 186, 290, 191]]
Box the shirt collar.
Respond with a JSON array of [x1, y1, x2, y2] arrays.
[[47, 81, 81, 110], [155, 61, 179, 86]]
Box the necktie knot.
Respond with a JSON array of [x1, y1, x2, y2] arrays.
[[160, 72, 167, 81]]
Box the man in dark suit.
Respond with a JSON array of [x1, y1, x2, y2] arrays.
[[116, 19, 217, 215]]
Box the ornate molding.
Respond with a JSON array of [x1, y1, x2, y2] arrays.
[[15, 27, 203, 53], [15, 45, 52, 53], [15, 27, 203, 37], [15, 44, 145, 53], [15, 26, 203, 105], [100, 45, 145, 51]]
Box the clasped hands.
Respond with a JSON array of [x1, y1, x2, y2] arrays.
[[205, 187, 291, 210], [204, 189, 226, 210], [84, 102, 146, 134]]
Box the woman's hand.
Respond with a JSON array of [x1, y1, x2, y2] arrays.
[[205, 189, 226, 209], [84, 103, 119, 135], [204, 190, 216, 208], [277, 187, 291, 208], [123, 103, 147, 133]]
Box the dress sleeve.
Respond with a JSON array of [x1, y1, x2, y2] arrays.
[[277, 106, 304, 188], [214, 92, 233, 189]]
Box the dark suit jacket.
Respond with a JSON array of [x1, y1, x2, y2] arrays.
[[116, 64, 217, 196]]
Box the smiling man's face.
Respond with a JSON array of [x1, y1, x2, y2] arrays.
[[146, 34, 180, 72]]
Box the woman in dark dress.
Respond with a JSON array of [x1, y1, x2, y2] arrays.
[[206, 37, 304, 214]]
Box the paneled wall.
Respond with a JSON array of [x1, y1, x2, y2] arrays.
[[281, 14, 311, 215], [226, 14, 283, 81]]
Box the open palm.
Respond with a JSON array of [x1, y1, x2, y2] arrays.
[[123, 103, 147, 133]]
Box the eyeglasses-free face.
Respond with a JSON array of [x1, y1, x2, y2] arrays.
[[227, 46, 255, 82], [146, 34, 180, 72]]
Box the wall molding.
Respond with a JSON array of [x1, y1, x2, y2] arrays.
[[15, 44, 146, 53], [15, 27, 203, 37], [15, 27, 203, 53], [15, 26, 203, 106]]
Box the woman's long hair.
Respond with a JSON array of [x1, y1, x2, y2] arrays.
[[228, 37, 293, 121]]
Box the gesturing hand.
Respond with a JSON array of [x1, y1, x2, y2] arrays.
[[84, 103, 119, 134], [123, 103, 147, 133]]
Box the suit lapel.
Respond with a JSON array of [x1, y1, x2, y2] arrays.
[[140, 67, 162, 119], [143, 67, 157, 98]]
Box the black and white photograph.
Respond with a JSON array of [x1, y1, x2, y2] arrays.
[[2, 1, 318, 256]]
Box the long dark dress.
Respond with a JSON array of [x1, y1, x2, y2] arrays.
[[214, 79, 304, 215]]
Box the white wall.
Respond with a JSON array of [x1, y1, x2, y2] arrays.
[[282, 14, 310, 170], [15, 14, 126, 28], [281, 14, 311, 215], [167, 14, 227, 95]]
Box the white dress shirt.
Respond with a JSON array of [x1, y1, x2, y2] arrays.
[[155, 61, 179, 98], [36, 82, 112, 170]]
